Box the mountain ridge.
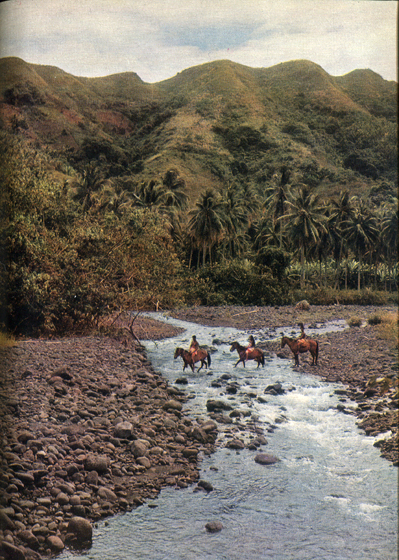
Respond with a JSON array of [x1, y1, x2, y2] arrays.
[[0, 56, 396, 202]]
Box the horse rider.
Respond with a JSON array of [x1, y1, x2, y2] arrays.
[[189, 335, 199, 359], [298, 323, 306, 339], [245, 335, 255, 358]]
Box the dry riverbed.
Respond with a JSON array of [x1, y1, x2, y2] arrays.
[[0, 304, 397, 560]]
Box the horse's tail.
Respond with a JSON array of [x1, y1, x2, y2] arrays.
[[207, 353, 211, 367], [261, 352, 265, 366]]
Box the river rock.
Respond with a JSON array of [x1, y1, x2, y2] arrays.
[[98, 487, 118, 502], [130, 440, 150, 458], [254, 453, 280, 465], [163, 400, 183, 412], [226, 438, 245, 450], [17, 530, 39, 550], [1, 541, 27, 560], [206, 400, 233, 412], [0, 510, 15, 530], [205, 521, 223, 533], [197, 480, 213, 492], [66, 517, 92, 547], [114, 422, 133, 439], [47, 535, 65, 552], [84, 454, 109, 474]]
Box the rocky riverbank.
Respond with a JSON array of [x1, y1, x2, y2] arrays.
[[0, 304, 397, 560], [0, 327, 215, 559]]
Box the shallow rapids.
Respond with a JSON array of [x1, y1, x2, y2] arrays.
[[61, 315, 397, 560]]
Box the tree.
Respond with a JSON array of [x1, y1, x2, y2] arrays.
[[282, 185, 328, 288], [342, 198, 378, 291], [219, 183, 249, 260], [381, 198, 398, 292], [188, 189, 225, 267], [72, 163, 105, 214], [328, 191, 356, 289], [263, 166, 292, 248]]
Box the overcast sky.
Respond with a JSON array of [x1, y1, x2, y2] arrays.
[[0, 0, 397, 83]]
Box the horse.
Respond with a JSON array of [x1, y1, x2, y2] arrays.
[[281, 336, 319, 366], [174, 347, 211, 372], [230, 341, 265, 368]]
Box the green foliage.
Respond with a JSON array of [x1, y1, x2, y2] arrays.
[[195, 260, 289, 306]]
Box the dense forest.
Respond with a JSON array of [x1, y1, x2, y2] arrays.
[[0, 57, 397, 335]]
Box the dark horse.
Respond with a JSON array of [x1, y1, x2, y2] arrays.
[[174, 347, 211, 372], [230, 341, 265, 368], [281, 336, 319, 366]]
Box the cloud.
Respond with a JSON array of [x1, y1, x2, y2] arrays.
[[0, 0, 396, 82]]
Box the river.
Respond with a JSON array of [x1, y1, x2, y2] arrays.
[[60, 315, 397, 560]]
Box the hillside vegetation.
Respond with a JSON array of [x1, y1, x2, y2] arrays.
[[0, 57, 397, 335]]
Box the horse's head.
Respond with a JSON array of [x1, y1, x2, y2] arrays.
[[174, 347, 182, 359], [281, 337, 286, 348], [230, 342, 237, 352]]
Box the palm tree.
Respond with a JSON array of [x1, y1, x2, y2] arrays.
[[132, 180, 165, 210], [161, 169, 188, 211], [263, 166, 291, 248], [188, 189, 225, 267], [72, 163, 105, 214], [282, 185, 328, 288], [328, 191, 356, 289], [219, 183, 249, 259], [342, 198, 378, 291], [381, 197, 398, 291]]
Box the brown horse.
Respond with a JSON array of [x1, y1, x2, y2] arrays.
[[230, 341, 265, 368], [281, 336, 319, 366], [174, 347, 211, 372]]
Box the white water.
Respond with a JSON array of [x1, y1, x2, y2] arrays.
[[61, 315, 397, 560]]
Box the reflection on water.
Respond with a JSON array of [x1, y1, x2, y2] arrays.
[[60, 315, 397, 560]]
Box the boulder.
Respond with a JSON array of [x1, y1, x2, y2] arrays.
[[47, 535, 65, 552], [205, 521, 223, 533], [226, 438, 245, 450], [97, 487, 117, 503], [1, 542, 27, 560], [114, 422, 133, 439], [84, 454, 109, 474], [66, 516, 92, 547], [206, 400, 233, 412], [254, 453, 280, 465], [163, 400, 183, 412]]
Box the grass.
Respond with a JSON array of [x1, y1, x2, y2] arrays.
[[0, 332, 16, 348], [375, 312, 398, 346]]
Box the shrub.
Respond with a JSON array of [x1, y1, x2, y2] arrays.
[[347, 316, 362, 327], [367, 314, 383, 325]]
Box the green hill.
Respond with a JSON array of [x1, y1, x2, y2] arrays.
[[0, 56, 397, 200]]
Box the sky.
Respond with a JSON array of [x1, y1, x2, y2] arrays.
[[0, 0, 397, 83]]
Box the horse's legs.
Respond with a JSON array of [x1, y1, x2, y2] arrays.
[[294, 353, 299, 366]]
